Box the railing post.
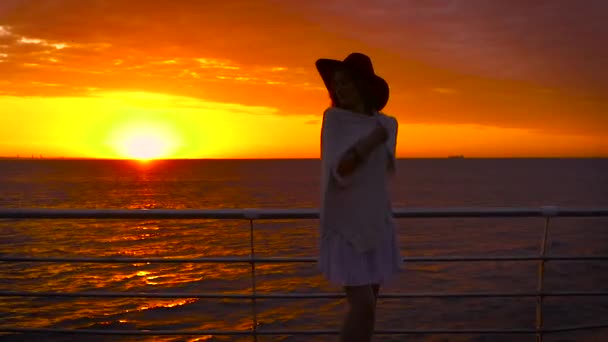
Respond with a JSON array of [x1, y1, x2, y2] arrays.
[[249, 218, 258, 342], [536, 216, 551, 342]]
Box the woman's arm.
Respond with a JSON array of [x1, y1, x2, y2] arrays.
[[383, 116, 398, 173], [336, 122, 388, 178]]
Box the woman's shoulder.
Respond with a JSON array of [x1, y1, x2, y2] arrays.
[[323, 106, 336, 116], [323, 107, 360, 123], [377, 111, 398, 126], [324, 106, 351, 116]]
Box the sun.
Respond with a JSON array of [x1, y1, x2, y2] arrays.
[[111, 121, 179, 160], [123, 133, 169, 160]]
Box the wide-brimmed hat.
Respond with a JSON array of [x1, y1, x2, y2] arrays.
[[315, 52, 389, 111]]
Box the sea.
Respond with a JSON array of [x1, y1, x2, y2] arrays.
[[0, 158, 607, 342]]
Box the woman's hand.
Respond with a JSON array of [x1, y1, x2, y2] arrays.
[[352, 121, 388, 159], [372, 120, 389, 144], [336, 119, 390, 178]]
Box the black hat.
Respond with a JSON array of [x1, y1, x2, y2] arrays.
[[315, 52, 389, 111]]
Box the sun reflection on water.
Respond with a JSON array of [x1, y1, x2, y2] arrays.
[[136, 298, 198, 311], [188, 336, 214, 342]]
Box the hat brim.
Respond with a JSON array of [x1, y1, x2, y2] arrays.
[[315, 58, 389, 111]]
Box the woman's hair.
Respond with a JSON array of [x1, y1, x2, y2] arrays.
[[330, 66, 376, 113]]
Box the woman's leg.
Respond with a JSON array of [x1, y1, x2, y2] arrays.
[[371, 283, 380, 304], [371, 284, 381, 331], [341, 285, 376, 342]]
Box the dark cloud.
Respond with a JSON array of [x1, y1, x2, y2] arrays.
[[287, 0, 608, 95]]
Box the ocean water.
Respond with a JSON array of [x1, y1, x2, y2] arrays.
[[0, 158, 607, 342]]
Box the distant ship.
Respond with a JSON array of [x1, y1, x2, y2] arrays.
[[448, 155, 464, 159]]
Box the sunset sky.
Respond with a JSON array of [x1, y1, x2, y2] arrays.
[[0, 0, 606, 159]]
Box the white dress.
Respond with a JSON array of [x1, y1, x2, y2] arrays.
[[318, 211, 402, 286], [318, 113, 402, 286]]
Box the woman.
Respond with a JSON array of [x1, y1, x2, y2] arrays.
[[316, 52, 401, 341]]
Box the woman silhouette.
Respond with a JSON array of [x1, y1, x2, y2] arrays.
[[316, 52, 401, 341]]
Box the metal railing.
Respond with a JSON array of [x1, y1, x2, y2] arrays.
[[1, 206, 608, 341]]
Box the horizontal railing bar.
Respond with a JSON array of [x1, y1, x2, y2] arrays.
[[2, 291, 607, 299], [2, 324, 608, 335], [0, 328, 545, 335], [2, 255, 607, 263], [1, 207, 608, 219], [543, 323, 608, 333]]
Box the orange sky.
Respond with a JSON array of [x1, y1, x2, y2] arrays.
[[0, 0, 606, 159]]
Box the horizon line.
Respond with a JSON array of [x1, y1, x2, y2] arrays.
[[0, 156, 606, 160]]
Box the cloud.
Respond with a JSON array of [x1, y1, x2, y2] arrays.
[[287, 0, 608, 95], [432, 88, 458, 95], [19, 36, 69, 49], [196, 58, 240, 70], [0, 25, 10, 36], [0, 0, 606, 136], [0, 0, 322, 111]]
